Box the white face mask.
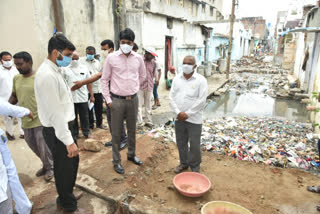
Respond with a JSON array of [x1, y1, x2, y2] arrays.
[[182, 64, 194, 75], [69, 60, 79, 68], [120, 44, 133, 54], [2, 60, 13, 68]]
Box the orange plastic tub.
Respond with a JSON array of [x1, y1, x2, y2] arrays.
[[173, 172, 211, 197]]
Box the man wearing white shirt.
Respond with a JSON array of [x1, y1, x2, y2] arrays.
[[0, 51, 24, 140], [0, 99, 33, 214], [64, 52, 94, 138], [169, 56, 208, 173], [34, 33, 86, 213], [80, 46, 103, 130]]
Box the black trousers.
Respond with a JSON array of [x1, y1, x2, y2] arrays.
[[74, 102, 90, 137], [88, 93, 103, 128], [42, 122, 79, 212]]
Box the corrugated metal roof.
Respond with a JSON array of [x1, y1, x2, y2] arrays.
[[281, 27, 320, 36]]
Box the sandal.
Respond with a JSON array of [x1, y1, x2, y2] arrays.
[[317, 205, 320, 211], [152, 105, 158, 110], [307, 186, 320, 193]]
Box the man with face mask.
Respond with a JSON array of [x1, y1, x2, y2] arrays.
[[9, 51, 54, 182], [80, 46, 103, 130], [137, 47, 157, 128], [100, 40, 114, 67], [101, 28, 146, 174], [0, 51, 24, 141], [64, 52, 93, 139], [169, 56, 208, 174], [34, 33, 86, 213]]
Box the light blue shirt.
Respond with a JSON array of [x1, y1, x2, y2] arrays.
[[0, 100, 32, 213]]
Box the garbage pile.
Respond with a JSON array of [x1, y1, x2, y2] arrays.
[[219, 72, 304, 99], [148, 117, 319, 170], [232, 56, 284, 74]]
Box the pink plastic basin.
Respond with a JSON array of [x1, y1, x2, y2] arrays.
[[173, 172, 211, 197]]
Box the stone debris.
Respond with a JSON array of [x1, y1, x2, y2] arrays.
[[83, 139, 103, 152]]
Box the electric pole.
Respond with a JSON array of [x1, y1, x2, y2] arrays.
[[226, 0, 236, 80]]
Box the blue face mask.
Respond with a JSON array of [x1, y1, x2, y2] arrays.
[[56, 52, 72, 67], [86, 54, 95, 61], [98, 56, 101, 61]]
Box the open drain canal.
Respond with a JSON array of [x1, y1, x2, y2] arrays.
[[205, 73, 310, 123]]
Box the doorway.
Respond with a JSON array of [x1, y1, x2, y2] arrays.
[[165, 36, 172, 80]]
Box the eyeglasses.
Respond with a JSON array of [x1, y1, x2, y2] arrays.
[[58, 51, 73, 58]]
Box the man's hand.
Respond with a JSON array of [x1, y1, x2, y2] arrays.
[[107, 102, 112, 108], [90, 96, 95, 103], [155, 80, 159, 86], [71, 81, 84, 91], [66, 143, 79, 158], [177, 112, 188, 121], [27, 111, 34, 120]]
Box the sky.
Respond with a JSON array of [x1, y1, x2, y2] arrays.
[[236, 0, 292, 25]]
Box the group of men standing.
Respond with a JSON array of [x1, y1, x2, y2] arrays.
[[0, 27, 208, 213]]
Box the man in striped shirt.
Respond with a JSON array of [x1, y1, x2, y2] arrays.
[[137, 47, 157, 128]]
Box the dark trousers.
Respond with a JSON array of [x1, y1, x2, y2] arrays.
[[175, 120, 202, 171], [106, 102, 127, 142], [89, 93, 103, 128], [153, 83, 159, 99], [74, 102, 90, 137], [42, 122, 79, 212], [111, 96, 138, 164]]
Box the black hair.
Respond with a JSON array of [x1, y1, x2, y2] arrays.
[[0, 51, 12, 59], [48, 33, 76, 54], [13, 51, 33, 64], [86, 46, 96, 53], [100, 40, 114, 49], [133, 43, 139, 50], [119, 28, 135, 42]]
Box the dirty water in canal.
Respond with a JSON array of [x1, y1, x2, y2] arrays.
[[205, 73, 310, 123]]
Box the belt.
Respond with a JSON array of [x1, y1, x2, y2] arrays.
[[111, 93, 137, 100]]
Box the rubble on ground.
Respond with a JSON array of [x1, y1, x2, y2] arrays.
[[214, 71, 303, 99], [83, 139, 103, 152], [148, 117, 318, 171]]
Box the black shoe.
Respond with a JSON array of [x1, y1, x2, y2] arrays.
[[6, 132, 15, 141], [127, 156, 143, 165], [104, 141, 112, 147], [120, 138, 128, 150], [114, 164, 124, 174]]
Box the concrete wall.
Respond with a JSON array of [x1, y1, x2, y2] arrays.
[[0, 0, 49, 69], [241, 17, 267, 41], [206, 21, 251, 61], [282, 39, 297, 70], [207, 35, 229, 61], [0, 0, 114, 69]]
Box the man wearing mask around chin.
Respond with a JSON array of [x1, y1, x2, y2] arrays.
[[64, 52, 93, 139], [101, 28, 146, 174], [0, 51, 24, 141], [34, 33, 86, 214], [9, 51, 54, 182], [169, 56, 208, 174], [79, 46, 103, 130]]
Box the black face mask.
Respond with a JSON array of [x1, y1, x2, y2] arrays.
[[18, 68, 30, 75]]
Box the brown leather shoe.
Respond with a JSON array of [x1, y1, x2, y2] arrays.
[[44, 170, 54, 182], [74, 191, 83, 200], [174, 165, 188, 174], [36, 168, 46, 177]]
